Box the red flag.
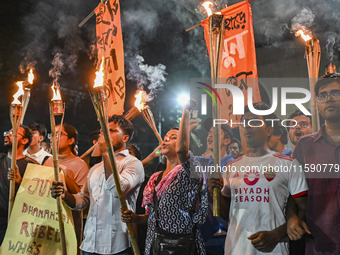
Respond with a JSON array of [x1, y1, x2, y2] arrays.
[[95, 0, 125, 116], [201, 1, 261, 122]]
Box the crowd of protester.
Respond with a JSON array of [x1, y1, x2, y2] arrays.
[[1, 75, 339, 254]]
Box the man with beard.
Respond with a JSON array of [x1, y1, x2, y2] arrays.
[[229, 138, 242, 160], [51, 116, 144, 255], [291, 74, 340, 254], [287, 110, 312, 153], [0, 125, 36, 245]]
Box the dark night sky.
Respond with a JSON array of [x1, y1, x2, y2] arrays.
[[0, 0, 339, 174]]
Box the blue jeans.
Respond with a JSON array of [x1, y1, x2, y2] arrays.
[[82, 247, 132, 255]]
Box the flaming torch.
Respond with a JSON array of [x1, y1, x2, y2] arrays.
[[203, 1, 224, 217], [296, 29, 321, 132], [124, 91, 163, 144], [123, 90, 145, 121], [8, 82, 24, 219], [20, 69, 34, 124], [49, 83, 67, 255], [89, 61, 141, 255]]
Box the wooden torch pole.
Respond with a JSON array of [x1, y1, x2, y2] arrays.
[[305, 38, 321, 132], [207, 13, 225, 217], [8, 104, 22, 220], [90, 88, 140, 255], [49, 101, 67, 255]]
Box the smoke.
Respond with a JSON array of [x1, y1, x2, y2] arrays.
[[19, 0, 96, 78], [126, 54, 167, 101], [326, 33, 336, 63], [291, 8, 315, 33], [17, 0, 340, 86], [48, 51, 78, 86]]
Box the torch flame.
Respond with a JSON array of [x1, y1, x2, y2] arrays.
[[51, 83, 62, 101], [202, 1, 213, 17], [134, 91, 146, 111], [93, 60, 104, 88], [12, 81, 25, 105], [28, 69, 34, 84], [296, 29, 312, 42]]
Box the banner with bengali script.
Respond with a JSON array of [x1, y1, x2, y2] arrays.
[[201, 1, 261, 122], [95, 0, 125, 116], [0, 164, 77, 255]]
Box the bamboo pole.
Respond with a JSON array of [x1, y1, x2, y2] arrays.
[[78, 0, 108, 27], [207, 14, 224, 217], [90, 88, 140, 255], [305, 38, 321, 132], [20, 88, 31, 125], [8, 104, 22, 220], [141, 107, 163, 144], [123, 106, 141, 121], [80, 143, 98, 159], [49, 102, 67, 255]]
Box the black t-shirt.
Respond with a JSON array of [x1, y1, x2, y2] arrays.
[[0, 154, 37, 229]]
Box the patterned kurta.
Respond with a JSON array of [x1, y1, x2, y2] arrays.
[[143, 154, 208, 255]]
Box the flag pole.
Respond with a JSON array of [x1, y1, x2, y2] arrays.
[[78, 0, 108, 27]]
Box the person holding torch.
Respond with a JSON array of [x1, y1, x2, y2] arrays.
[[51, 116, 144, 255], [121, 99, 208, 255], [1, 125, 37, 245]]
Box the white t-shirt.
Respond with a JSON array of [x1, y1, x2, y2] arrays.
[[222, 152, 308, 255], [24, 148, 51, 165]]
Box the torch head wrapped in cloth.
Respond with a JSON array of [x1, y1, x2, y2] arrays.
[[51, 83, 64, 115]]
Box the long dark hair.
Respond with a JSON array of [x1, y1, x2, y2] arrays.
[[60, 123, 78, 155]]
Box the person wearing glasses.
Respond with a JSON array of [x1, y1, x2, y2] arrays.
[[290, 74, 340, 254], [1, 125, 37, 245], [44, 123, 89, 254]]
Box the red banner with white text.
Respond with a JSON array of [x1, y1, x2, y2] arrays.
[[95, 0, 125, 116], [201, 1, 261, 122]]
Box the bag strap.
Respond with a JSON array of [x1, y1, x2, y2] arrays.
[[41, 155, 50, 165], [153, 171, 164, 228]]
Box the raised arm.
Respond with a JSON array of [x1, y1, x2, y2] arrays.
[[176, 99, 197, 164], [142, 145, 162, 167]]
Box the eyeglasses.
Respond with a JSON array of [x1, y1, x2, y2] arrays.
[[3, 130, 25, 137], [315, 90, 340, 103], [290, 122, 310, 129], [47, 132, 68, 139]]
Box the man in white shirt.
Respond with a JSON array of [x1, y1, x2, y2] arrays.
[[220, 103, 309, 255], [24, 122, 51, 165], [51, 116, 144, 255]]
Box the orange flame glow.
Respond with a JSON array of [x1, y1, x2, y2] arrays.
[[51, 84, 62, 101], [296, 29, 312, 42], [93, 60, 104, 88], [28, 69, 34, 84], [12, 81, 24, 105], [134, 91, 146, 111], [202, 1, 213, 17]]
